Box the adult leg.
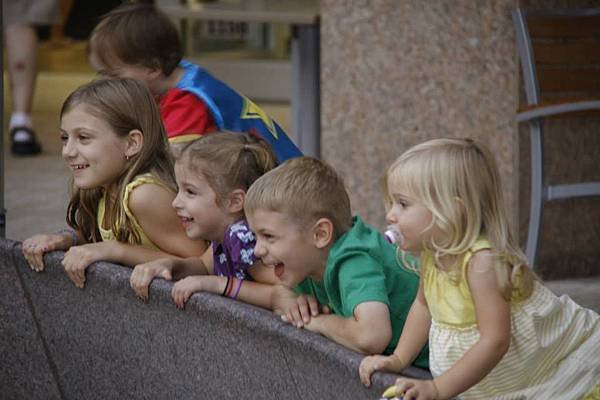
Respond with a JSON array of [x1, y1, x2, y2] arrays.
[[5, 23, 42, 155], [4, 23, 42, 155]]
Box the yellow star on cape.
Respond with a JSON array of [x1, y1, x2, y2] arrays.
[[240, 97, 278, 139]]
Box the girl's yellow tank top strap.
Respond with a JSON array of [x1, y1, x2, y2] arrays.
[[97, 194, 112, 241], [424, 237, 493, 328], [97, 173, 168, 250], [121, 173, 169, 250], [460, 238, 492, 278], [122, 173, 168, 222], [470, 237, 491, 253]]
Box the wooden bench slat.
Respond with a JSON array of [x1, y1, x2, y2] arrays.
[[538, 67, 600, 93], [533, 41, 600, 65], [527, 15, 600, 38]]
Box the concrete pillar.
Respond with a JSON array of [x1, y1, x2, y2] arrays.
[[320, 0, 600, 278]]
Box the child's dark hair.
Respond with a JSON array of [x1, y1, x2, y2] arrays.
[[177, 132, 278, 206], [89, 3, 182, 76]]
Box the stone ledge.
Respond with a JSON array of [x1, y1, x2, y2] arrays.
[[0, 238, 430, 400]]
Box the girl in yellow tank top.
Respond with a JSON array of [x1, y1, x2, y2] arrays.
[[359, 138, 599, 399], [22, 78, 207, 289]]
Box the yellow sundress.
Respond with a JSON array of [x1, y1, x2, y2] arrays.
[[97, 173, 168, 251], [423, 238, 600, 399]]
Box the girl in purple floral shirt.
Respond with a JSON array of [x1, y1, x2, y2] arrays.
[[130, 131, 280, 308]]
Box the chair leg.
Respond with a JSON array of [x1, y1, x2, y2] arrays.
[[526, 121, 544, 269]]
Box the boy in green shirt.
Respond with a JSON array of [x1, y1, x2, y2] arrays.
[[245, 157, 428, 368]]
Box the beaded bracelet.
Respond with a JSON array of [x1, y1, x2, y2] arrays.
[[222, 276, 231, 297], [225, 277, 236, 298], [58, 228, 78, 246], [230, 278, 243, 300]]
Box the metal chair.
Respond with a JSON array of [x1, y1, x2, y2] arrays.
[[512, 8, 600, 268]]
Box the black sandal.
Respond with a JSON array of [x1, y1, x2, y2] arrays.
[[10, 126, 42, 156]]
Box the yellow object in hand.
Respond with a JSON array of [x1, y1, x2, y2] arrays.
[[382, 385, 396, 398]]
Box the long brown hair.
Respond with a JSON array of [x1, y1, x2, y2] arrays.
[[62, 78, 175, 244]]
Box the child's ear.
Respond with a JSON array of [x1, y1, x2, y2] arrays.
[[148, 67, 163, 80], [125, 129, 143, 158], [227, 189, 246, 213], [312, 218, 334, 249], [148, 60, 164, 79]]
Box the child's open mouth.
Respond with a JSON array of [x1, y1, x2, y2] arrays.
[[71, 163, 89, 171], [274, 262, 285, 278], [178, 216, 194, 228]]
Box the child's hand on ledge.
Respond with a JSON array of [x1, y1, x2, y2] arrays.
[[391, 378, 439, 400], [130, 258, 174, 301], [61, 241, 114, 289], [171, 276, 205, 309], [271, 285, 298, 315], [281, 294, 331, 328], [359, 354, 405, 387], [22, 233, 72, 272]]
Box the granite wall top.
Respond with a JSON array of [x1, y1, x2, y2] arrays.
[[0, 238, 430, 400]]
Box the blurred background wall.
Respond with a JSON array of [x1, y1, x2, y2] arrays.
[[320, 0, 600, 279]]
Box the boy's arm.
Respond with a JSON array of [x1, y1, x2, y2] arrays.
[[304, 301, 392, 355], [357, 283, 431, 388], [161, 90, 215, 137]]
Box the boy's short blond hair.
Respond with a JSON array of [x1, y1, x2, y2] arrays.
[[245, 157, 352, 239]]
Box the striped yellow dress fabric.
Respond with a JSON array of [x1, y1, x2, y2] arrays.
[[97, 173, 167, 251], [423, 239, 600, 399]]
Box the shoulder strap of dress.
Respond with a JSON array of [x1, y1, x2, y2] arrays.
[[471, 238, 491, 253], [461, 237, 492, 273], [122, 173, 169, 227]]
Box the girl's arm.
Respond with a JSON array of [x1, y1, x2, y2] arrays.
[[171, 245, 213, 279], [62, 184, 207, 288], [247, 260, 278, 284], [171, 259, 275, 309], [359, 274, 431, 386], [171, 275, 275, 310], [129, 182, 209, 260], [376, 252, 510, 400], [389, 275, 431, 367], [66, 182, 207, 276], [22, 229, 83, 272], [239, 259, 278, 307], [422, 250, 511, 399], [130, 247, 213, 301]]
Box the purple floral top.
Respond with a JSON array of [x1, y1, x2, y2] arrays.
[[212, 219, 256, 280]]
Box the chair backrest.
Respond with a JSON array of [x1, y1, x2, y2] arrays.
[[513, 9, 600, 106]]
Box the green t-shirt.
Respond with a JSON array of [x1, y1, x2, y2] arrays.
[[296, 216, 429, 369]]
